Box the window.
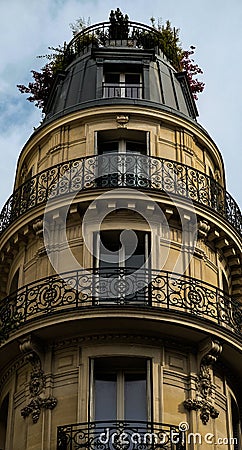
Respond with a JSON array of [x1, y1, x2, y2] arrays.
[[96, 129, 150, 188], [90, 357, 151, 422], [94, 229, 150, 271], [93, 229, 150, 304], [103, 64, 142, 99], [97, 129, 147, 155]]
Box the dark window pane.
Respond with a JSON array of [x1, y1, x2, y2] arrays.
[[98, 141, 119, 154], [125, 74, 140, 84], [125, 375, 147, 421], [126, 141, 146, 154], [95, 378, 117, 420], [105, 73, 120, 83]]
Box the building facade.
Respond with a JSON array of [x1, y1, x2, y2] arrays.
[[0, 16, 242, 450]]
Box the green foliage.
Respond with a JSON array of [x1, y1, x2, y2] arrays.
[[109, 8, 129, 40], [17, 9, 204, 111], [147, 17, 204, 97], [69, 16, 91, 36], [146, 19, 182, 70], [133, 19, 183, 70]]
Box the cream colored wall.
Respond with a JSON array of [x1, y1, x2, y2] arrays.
[[5, 208, 235, 298], [0, 341, 237, 450], [14, 111, 225, 190]]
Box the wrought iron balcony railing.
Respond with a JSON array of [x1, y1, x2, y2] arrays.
[[57, 420, 186, 450], [0, 154, 241, 235], [0, 268, 241, 344], [102, 82, 143, 98], [64, 20, 181, 69]]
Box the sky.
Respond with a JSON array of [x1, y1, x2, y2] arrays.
[[0, 0, 242, 211]]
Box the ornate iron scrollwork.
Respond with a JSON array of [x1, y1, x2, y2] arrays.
[[0, 269, 242, 344], [0, 155, 241, 235], [57, 420, 186, 450]]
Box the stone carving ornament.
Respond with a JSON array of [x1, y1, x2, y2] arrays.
[[184, 338, 222, 425], [20, 336, 57, 424]]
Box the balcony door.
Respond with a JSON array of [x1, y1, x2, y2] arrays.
[[90, 357, 151, 423], [96, 130, 149, 188], [93, 229, 150, 303], [95, 229, 149, 270]]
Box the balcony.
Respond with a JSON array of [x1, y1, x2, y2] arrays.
[[102, 82, 143, 99], [57, 420, 186, 450], [63, 20, 181, 68], [0, 154, 241, 236], [0, 268, 241, 344]]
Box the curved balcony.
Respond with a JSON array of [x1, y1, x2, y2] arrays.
[[0, 154, 241, 236], [0, 268, 241, 344], [63, 20, 181, 69], [57, 420, 186, 450]]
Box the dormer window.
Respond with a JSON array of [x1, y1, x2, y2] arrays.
[[103, 64, 142, 99]]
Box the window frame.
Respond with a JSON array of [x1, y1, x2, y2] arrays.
[[89, 357, 152, 423], [103, 71, 143, 99]]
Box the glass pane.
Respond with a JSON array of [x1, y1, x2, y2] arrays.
[[95, 378, 117, 420], [99, 230, 121, 270], [125, 74, 140, 84], [98, 230, 149, 269], [125, 231, 146, 269], [125, 376, 147, 421], [105, 73, 120, 83], [126, 141, 146, 155], [98, 141, 119, 154], [126, 253, 145, 269], [97, 145, 119, 188]]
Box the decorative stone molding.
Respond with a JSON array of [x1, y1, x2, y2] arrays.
[[198, 220, 210, 241], [214, 169, 221, 182], [0, 356, 27, 389], [21, 396, 57, 424], [32, 219, 44, 237], [116, 114, 129, 128], [20, 164, 28, 182], [20, 336, 57, 424], [184, 398, 219, 425], [184, 338, 222, 425], [51, 334, 194, 353], [36, 246, 47, 258]]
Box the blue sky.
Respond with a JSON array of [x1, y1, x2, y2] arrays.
[[0, 0, 242, 210]]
